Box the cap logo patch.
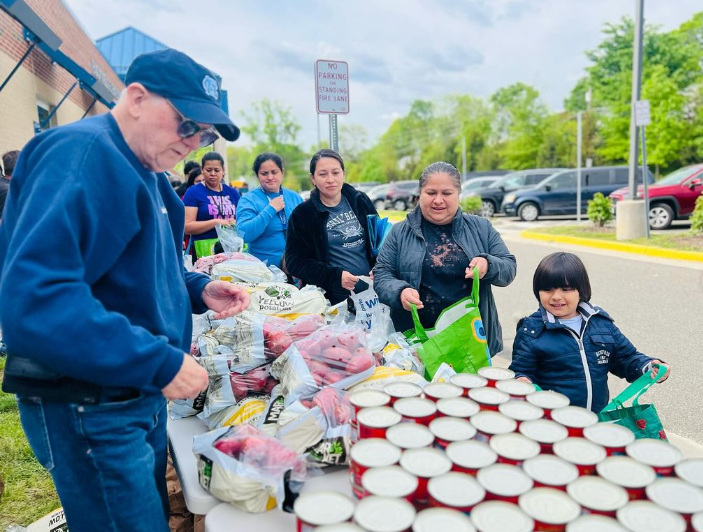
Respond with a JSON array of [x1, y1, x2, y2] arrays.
[[202, 75, 219, 100]]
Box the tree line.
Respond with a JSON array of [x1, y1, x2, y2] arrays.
[[218, 13, 703, 191]]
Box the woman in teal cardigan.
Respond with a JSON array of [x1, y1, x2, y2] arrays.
[[236, 153, 303, 267]]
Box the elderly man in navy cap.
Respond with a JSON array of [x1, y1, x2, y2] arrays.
[[0, 49, 247, 531]]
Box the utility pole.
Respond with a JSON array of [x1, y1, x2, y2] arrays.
[[577, 111, 583, 223], [461, 136, 467, 182], [616, 0, 648, 241]]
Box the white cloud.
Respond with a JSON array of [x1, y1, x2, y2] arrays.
[[64, 0, 702, 148]]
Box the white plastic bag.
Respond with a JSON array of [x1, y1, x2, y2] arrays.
[[350, 277, 394, 353]]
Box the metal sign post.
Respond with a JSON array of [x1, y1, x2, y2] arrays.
[[636, 99, 651, 238], [315, 59, 349, 154]]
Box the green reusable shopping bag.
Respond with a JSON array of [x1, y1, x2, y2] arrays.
[[404, 267, 491, 380], [598, 364, 668, 441], [194, 238, 219, 259]]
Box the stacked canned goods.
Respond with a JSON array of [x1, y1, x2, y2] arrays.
[[294, 367, 703, 532]]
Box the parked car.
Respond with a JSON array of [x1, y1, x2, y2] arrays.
[[610, 163, 703, 229], [503, 166, 654, 221], [464, 169, 565, 217], [460, 176, 501, 201], [366, 184, 391, 211], [385, 180, 419, 211], [350, 182, 380, 194]]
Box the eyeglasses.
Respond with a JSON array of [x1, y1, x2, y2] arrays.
[[166, 99, 219, 148]]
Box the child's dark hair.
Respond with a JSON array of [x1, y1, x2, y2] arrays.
[[533, 252, 592, 301], [201, 151, 225, 168], [186, 167, 202, 187], [309, 149, 344, 175], [252, 152, 284, 175]]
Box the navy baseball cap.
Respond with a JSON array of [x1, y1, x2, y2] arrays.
[[125, 48, 240, 142]]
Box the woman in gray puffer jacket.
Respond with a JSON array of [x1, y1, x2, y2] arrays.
[[373, 162, 517, 356]]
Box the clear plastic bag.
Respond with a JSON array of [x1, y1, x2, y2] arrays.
[[270, 324, 376, 406], [193, 424, 306, 513], [249, 284, 328, 319], [200, 364, 278, 419], [216, 224, 245, 253]]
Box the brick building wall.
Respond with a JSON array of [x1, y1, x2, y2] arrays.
[[0, 0, 123, 155]]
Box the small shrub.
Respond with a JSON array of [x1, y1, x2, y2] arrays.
[[460, 195, 482, 215], [690, 194, 703, 235], [587, 192, 613, 227]]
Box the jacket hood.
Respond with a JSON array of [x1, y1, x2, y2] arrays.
[[407, 206, 464, 238], [310, 183, 361, 212]]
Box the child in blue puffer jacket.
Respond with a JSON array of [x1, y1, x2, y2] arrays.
[[509, 252, 670, 412]]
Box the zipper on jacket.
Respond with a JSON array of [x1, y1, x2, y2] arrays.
[[565, 314, 594, 411]]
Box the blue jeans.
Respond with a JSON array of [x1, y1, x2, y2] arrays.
[[18, 393, 170, 532]]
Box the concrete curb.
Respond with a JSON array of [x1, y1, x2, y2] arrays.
[[521, 230, 703, 263]]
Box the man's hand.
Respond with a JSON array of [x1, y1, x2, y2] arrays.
[[162, 354, 208, 400], [650, 360, 670, 383], [202, 281, 250, 319], [269, 196, 285, 212], [465, 257, 489, 279], [341, 271, 359, 291], [401, 288, 424, 311], [516, 376, 533, 384]]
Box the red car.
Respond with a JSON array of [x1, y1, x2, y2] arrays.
[[610, 164, 703, 229]]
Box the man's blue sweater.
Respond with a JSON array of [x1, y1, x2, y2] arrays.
[[0, 113, 210, 393]]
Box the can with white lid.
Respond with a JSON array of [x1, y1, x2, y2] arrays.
[[550, 406, 598, 437], [565, 514, 627, 532], [384, 381, 423, 405], [357, 406, 402, 439], [595, 456, 655, 500], [675, 458, 703, 488], [429, 417, 476, 449], [496, 378, 536, 400], [477, 367, 515, 387], [625, 438, 683, 476], [394, 397, 438, 426], [693, 512, 703, 532], [437, 397, 480, 419], [400, 447, 452, 503], [386, 422, 435, 450], [616, 500, 686, 532], [523, 454, 579, 491], [361, 465, 419, 502], [526, 390, 570, 417], [446, 439, 498, 476], [582, 423, 635, 456], [490, 432, 540, 466], [423, 382, 463, 402], [350, 438, 402, 488], [498, 400, 544, 426], [294, 490, 356, 532], [316, 524, 365, 532], [450, 373, 488, 395], [354, 496, 416, 532], [468, 387, 510, 412], [567, 476, 629, 517], [518, 487, 581, 532], [519, 419, 568, 454], [428, 472, 485, 513], [646, 477, 703, 528], [553, 437, 606, 476], [470, 411, 517, 443], [412, 508, 476, 532], [350, 389, 391, 416], [477, 463, 534, 504], [470, 501, 535, 532]]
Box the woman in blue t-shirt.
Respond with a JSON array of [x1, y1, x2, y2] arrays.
[[183, 152, 240, 246], [236, 153, 303, 267]]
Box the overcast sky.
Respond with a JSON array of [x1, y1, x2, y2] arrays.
[[65, 0, 702, 149]]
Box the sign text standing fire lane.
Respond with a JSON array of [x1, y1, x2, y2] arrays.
[[315, 60, 350, 114]]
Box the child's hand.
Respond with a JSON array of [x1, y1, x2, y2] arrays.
[[650, 360, 670, 383], [516, 376, 533, 384]]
